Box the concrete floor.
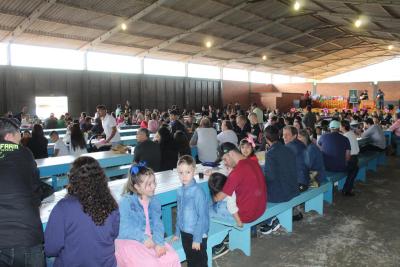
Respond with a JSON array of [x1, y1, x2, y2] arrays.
[[212, 156, 400, 267]]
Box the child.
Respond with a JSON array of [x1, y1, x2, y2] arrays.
[[239, 137, 258, 162], [50, 131, 69, 156], [173, 155, 209, 267], [44, 156, 120, 266], [115, 165, 180, 267], [208, 172, 242, 228]]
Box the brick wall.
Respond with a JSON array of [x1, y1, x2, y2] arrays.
[[222, 80, 400, 111]]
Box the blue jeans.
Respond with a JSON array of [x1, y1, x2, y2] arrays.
[[209, 201, 236, 224], [0, 244, 45, 267]]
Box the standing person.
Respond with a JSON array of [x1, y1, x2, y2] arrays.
[[340, 120, 360, 196], [49, 131, 69, 157], [115, 165, 180, 267], [376, 89, 385, 110], [96, 105, 121, 145], [0, 118, 46, 267], [134, 128, 161, 172], [303, 105, 317, 129], [260, 125, 299, 235], [44, 157, 120, 266], [173, 156, 209, 267], [27, 124, 48, 159]]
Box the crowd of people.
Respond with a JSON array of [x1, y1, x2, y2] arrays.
[[1, 100, 400, 267]]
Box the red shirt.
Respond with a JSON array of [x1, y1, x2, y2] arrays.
[[140, 120, 148, 129], [248, 155, 258, 163], [222, 158, 267, 223]]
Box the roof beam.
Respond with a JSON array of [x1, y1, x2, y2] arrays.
[[186, 12, 320, 61], [313, 0, 400, 7], [135, 1, 249, 57], [225, 25, 336, 66], [1, 0, 57, 43], [316, 11, 400, 24], [79, 0, 169, 50]]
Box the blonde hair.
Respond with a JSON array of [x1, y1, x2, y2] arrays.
[[123, 166, 155, 196], [177, 155, 196, 168]]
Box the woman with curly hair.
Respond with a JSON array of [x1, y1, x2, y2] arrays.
[[44, 156, 119, 266]]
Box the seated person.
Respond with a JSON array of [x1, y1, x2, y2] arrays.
[[360, 118, 386, 152], [134, 128, 161, 172]]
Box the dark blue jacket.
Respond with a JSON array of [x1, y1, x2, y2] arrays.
[[264, 142, 299, 203], [305, 143, 326, 183], [285, 139, 310, 186]]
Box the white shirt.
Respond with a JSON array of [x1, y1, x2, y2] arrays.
[[53, 139, 69, 156], [343, 130, 360, 155], [195, 128, 218, 163], [217, 130, 238, 146], [102, 114, 120, 143], [226, 192, 238, 214], [69, 145, 87, 157]]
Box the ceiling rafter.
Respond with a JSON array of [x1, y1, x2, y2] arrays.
[[1, 0, 58, 43], [312, 0, 400, 8], [79, 0, 169, 50], [135, 1, 250, 57]]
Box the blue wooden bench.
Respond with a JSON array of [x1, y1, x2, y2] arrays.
[[211, 182, 332, 256], [325, 171, 347, 199]]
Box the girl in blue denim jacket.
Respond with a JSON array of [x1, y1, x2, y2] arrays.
[[115, 165, 180, 267], [173, 155, 209, 267]]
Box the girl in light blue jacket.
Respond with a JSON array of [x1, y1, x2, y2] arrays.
[[115, 165, 180, 267]]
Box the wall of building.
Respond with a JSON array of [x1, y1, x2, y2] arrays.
[[222, 80, 400, 111]]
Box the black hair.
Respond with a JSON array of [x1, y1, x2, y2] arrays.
[[223, 120, 233, 130], [208, 172, 227, 202], [365, 118, 374, 125], [341, 120, 351, 131], [0, 117, 20, 141], [96, 105, 106, 110], [137, 127, 150, 138], [50, 131, 59, 136], [264, 125, 280, 143]]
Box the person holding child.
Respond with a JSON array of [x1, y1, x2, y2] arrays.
[[115, 164, 180, 267], [173, 155, 209, 267]]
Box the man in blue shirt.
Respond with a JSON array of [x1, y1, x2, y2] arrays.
[[318, 120, 351, 173], [260, 126, 299, 235]]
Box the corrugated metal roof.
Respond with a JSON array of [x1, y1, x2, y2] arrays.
[[0, 0, 398, 79]]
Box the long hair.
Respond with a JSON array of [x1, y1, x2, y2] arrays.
[[70, 123, 86, 150], [67, 156, 118, 226], [208, 172, 227, 202], [123, 165, 155, 196], [32, 124, 44, 138], [157, 126, 175, 150], [174, 130, 191, 157]]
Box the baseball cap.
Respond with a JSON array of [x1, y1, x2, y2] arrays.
[[329, 120, 340, 129], [217, 142, 239, 160]]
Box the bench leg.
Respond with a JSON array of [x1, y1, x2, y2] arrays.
[[161, 204, 176, 236], [277, 208, 293, 233], [229, 228, 251, 256], [337, 178, 346, 191], [51, 175, 58, 190], [305, 193, 323, 215], [356, 166, 366, 182], [324, 185, 333, 204], [207, 245, 213, 267]]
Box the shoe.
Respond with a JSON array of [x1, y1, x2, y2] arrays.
[[259, 219, 281, 235], [342, 191, 355, 197], [212, 243, 229, 260], [292, 212, 303, 222]]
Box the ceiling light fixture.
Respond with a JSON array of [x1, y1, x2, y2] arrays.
[[354, 19, 362, 28], [121, 23, 127, 31], [206, 41, 212, 48], [388, 45, 394, 50], [262, 55, 267, 61], [294, 1, 301, 11]]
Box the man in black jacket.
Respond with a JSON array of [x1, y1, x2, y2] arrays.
[[0, 118, 45, 267]]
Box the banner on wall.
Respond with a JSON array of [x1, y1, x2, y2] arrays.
[[349, 89, 358, 104]]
